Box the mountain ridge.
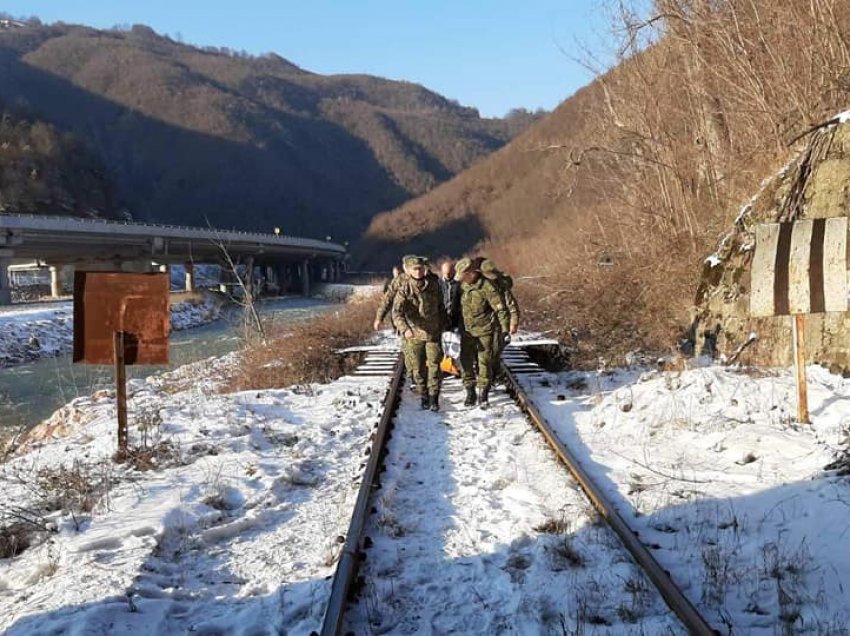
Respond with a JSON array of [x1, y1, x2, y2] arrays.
[[0, 19, 542, 239]]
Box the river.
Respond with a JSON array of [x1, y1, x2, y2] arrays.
[[0, 297, 334, 433]]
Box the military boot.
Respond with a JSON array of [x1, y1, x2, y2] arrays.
[[463, 386, 477, 407], [429, 394, 440, 412], [478, 386, 490, 409], [420, 394, 431, 410]]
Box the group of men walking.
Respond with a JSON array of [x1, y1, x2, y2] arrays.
[[373, 255, 519, 412]]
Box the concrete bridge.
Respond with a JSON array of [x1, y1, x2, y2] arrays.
[[0, 214, 347, 304]]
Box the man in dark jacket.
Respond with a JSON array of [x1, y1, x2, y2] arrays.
[[438, 261, 461, 330], [392, 256, 447, 411]]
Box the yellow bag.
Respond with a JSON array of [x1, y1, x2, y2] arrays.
[[440, 355, 461, 376]]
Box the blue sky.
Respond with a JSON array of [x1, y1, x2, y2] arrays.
[[2, 0, 620, 117]]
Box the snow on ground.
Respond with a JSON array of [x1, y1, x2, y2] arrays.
[[5, 324, 850, 634], [346, 377, 683, 634], [0, 295, 223, 368], [518, 362, 850, 632], [0, 355, 392, 635]]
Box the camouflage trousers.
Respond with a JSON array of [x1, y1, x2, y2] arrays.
[[404, 339, 442, 396], [461, 331, 496, 389]]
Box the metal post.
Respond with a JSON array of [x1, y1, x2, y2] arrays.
[[792, 314, 809, 423], [114, 331, 129, 452]]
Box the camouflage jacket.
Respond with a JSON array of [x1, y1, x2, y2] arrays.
[[375, 273, 408, 323], [459, 278, 510, 337], [491, 273, 520, 329], [391, 272, 447, 341]]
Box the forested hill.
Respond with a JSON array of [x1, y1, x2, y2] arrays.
[[0, 20, 539, 239]]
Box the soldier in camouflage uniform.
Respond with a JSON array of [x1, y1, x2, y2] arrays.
[[455, 257, 510, 408], [480, 259, 520, 376], [392, 256, 447, 411]]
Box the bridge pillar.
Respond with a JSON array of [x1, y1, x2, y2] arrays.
[[49, 266, 61, 299], [244, 257, 254, 298], [0, 255, 11, 305], [300, 260, 310, 296], [184, 261, 195, 292]]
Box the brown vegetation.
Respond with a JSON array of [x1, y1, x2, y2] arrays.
[[225, 299, 377, 392], [0, 102, 120, 217], [359, 0, 850, 365]]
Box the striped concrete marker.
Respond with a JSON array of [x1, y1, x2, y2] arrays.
[[751, 217, 848, 423]]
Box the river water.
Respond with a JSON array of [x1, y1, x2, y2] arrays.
[[0, 297, 334, 433]]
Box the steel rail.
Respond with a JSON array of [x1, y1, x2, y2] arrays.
[[501, 364, 718, 636], [320, 353, 405, 636]]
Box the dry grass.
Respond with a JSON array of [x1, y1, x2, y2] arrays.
[[113, 441, 179, 471], [36, 460, 113, 515], [0, 522, 33, 559], [225, 299, 376, 392]]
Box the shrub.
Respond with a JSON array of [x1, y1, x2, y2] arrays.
[[225, 299, 376, 391]]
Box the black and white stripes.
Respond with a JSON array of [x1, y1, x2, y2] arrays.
[[751, 218, 847, 317]]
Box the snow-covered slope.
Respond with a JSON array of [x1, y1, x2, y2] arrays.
[[0, 360, 392, 634], [519, 363, 850, 631]]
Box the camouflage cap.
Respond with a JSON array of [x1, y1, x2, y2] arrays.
[[403, 255, 428, 270], [454, 257, 475, 281], [480, 259, 500, 280]]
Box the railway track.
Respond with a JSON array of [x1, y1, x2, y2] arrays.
[[320, 345, 717, 635]]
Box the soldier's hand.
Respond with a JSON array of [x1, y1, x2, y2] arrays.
[[373, 319, 382, 331], [503, 333, 512, 345], [510, 324, 518, 335]]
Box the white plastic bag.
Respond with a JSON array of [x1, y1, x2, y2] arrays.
[[441, 331, 461, 359]]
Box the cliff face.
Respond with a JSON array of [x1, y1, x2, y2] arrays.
[[696, 117, 850, 371]]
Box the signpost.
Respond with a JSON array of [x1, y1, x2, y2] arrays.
[[751, 218, 848, 423], [73, 272, 170, 452]]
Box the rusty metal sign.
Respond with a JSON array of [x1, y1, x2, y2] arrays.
[[73, 272, 170, 365], [751, 218, 847, 317]]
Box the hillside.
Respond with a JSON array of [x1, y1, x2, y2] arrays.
[[358, 0, 850, 364], [0, 100, 121, 218], [0, 21, 529, 239]]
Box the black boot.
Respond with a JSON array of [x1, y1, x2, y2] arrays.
[[478, 386, 490, 409], [463, 386, 477, 407], [429, 394, 439, 412], [420, 394, 431, 410]]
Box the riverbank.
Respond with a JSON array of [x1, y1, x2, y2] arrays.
[[0, 294, 224, 368]]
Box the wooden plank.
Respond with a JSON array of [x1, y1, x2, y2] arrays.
[[751, 223, 781, 317], [792, 314, 810, 424], [773, 222, 794, 315], [787, 220, 813, 314], [823, 217, 848, 313]]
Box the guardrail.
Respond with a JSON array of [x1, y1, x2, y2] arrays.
[[0, 214, 346, 254]]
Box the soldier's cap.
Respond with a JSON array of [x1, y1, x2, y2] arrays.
[[403, 255, 428, 269], [454, 257, 478, 281], [480, 259, 501, 280]]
